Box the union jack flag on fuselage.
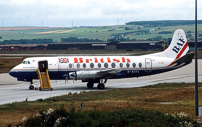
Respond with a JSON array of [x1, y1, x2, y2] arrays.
[[59, 58, 69, 63]]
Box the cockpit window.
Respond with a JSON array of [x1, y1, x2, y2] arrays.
[[22, 61, 31, 64]]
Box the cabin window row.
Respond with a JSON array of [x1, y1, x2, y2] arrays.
[[68, 63, 142, 69]]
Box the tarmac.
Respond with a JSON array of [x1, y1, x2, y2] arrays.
[[0, 59, 201, 105]]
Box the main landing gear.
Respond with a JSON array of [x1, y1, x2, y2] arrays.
[[87, 81, 94, 88], [97, 83, 105, 89], [86, 79, 107, 89], [29, 81, 35, 90]]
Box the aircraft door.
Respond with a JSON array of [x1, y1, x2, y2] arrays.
[[39, 61, 48, 72], [145, 58, 152, 73]]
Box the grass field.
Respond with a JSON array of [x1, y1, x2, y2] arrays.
[[1, 82, 202, 126], [0, 24, 202, 42]]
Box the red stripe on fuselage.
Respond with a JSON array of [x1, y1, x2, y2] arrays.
[[167, 42, 188, 67]]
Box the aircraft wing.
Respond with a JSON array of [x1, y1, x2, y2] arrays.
[[68, 69, 122, 79]]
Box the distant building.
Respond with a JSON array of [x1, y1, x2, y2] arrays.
[[0, 44, 47, 50], [47, 42, 107, 50], [0, 41, 201, 51], [116, 41, 165, 50], [187, 41, 202, 51]]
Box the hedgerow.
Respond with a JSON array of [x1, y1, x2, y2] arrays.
[[12, 106, 197, 127]]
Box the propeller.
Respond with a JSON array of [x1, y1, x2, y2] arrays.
[[69, 72, 76, 85]]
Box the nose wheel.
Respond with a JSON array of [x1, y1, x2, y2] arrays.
[[29, 85, 34, 90], [29, 81, 34, 90]]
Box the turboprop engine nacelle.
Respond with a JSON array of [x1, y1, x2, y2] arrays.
[[69, 71, 102, 79]]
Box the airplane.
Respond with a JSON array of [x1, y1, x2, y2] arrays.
[[9, 29, 195, 90]]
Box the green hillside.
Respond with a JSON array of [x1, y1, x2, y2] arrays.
[[0, 20, 202, 44]]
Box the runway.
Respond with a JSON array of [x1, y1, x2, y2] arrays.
[[0, 59, 201, 105]]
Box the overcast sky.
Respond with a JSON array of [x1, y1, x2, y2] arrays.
[[0, 0, 201, 27]]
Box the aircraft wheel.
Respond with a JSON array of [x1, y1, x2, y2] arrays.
[[29, 85, 34, 90], [87, 82, 94, 88], [39, 87, 42, 91], [97, 83, 105, 89]]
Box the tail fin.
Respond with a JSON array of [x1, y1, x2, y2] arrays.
[[150, 29, 190, 59]]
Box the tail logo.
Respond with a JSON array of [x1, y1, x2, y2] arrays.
[[172, 36, 186, 53]]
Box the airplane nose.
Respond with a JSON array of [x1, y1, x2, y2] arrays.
[[9, 70, 13, 76], [9, 65, 19, 78], [9, 70, 16, 77]]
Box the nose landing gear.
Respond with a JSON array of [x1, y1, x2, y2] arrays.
[[97, 83, 105, 89], [29, 80, 35, 90], [29, 85, 34, 90]]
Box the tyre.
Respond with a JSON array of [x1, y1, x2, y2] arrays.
[[97, 83, 105, 89], [87, 82, 94, 88], [29, 85, 34, 90]]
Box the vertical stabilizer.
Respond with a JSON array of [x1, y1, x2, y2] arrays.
[[149, 29, 190, 59]]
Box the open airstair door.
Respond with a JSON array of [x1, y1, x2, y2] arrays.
[[145, 58, 152, 73], [38, 61, 52, 91]]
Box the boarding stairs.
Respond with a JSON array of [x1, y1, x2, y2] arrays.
[[37, 69, 52, 91]]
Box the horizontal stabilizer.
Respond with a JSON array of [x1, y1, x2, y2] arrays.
[[173, 53, 195, 64]]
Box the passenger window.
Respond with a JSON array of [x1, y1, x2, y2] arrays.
[[69, 63, 72, 68], [98, 63, 101, 68], [111, 63, 116, 68], [104, 63, 108, 68], [90, 63, 94, 68], [83, 63, 86, 68], [77, 63, 80, 68], [139, 63, 142, 68], [126, 63, 130, 68], [133, 63, 136, 68], [119, 63, 123, 68]]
